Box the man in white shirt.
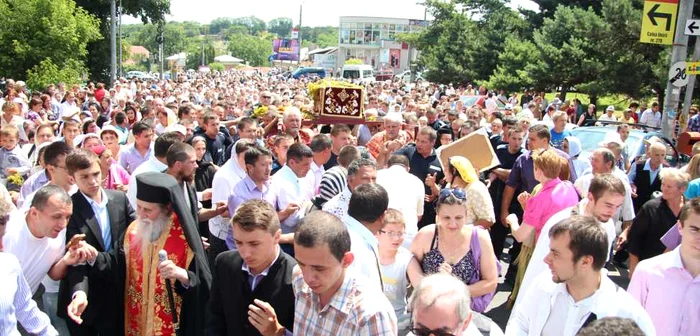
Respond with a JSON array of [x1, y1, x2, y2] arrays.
[[639, 102, 662, 128], [126, 132, 180, 209], [377, 154, 424, 249], [505, 216, 655, 336], [208, 140, 254, 258], [306, 134, 332, 196], [344, 183, 389, 293], [323, 158, 378, 220], [271, 143, 314, 255], [574, 148, 634, 232], [515, 174, 627, 312]]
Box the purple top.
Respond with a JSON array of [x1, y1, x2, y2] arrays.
[[660, 224, 682, 250], [506, 148, 578, 193], [117, 143, 152, 174], [226, 176, 280, 249], [523, 178, 580, 240]]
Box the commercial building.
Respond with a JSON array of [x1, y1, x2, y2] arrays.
[[336, 16, 427, 72]]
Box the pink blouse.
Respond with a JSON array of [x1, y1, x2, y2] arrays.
[[104, 164, 131, 190], [523, 178, 580, 240]]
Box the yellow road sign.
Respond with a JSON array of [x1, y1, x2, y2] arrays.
[[688, 62, 700, 75], [640, 0, 679, 45]]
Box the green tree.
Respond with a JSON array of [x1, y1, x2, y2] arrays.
[[185, 37, 216, 69], [227, 33, 273, 66], [74, 0, 170, 83], [222, 25, 252, 39], [483, 37, 538, 92], [0, 0, 101, 81], [209, 17, 233, 34], [134, 24, 186, 60], [268, 17, 293, 38], [315, 32, 339, 47], [524, 5, 607, 99], [208, 62, 225, 72], [27, 59, 83, 91], [231, 17, 267, 35], [520, 0, 603, 28]]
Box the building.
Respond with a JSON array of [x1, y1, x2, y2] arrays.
[[337, 16, 427, 72]]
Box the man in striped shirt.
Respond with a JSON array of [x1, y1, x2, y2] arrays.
[[315, 145, 360, 208], [291, 211, 397, 335]]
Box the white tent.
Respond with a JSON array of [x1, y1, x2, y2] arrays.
[[214, 55, 243, 64]]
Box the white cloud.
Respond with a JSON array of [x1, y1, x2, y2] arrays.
[[123, 0, 539, 26]]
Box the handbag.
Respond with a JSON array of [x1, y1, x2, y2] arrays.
[[468, 226, 500, 313]]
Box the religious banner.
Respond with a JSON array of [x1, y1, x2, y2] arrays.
[[438, 130, 499, 173], [309, 81, 364, 122]]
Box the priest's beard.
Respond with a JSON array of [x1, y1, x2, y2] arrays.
[[133, 212, 171, 254]]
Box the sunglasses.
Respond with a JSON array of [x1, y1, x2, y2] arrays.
[[438, 188, 466, 202]]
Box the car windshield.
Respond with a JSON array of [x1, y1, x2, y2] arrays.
[[572, 128, 642, 157], [343, 70, 359, 79]]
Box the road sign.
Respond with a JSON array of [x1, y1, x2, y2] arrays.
[[291, 28, 299, 39], [688, 62, 700, 75], [640, 0, 679, 45], [669, 61, 688, 87], [687, 19, 700, 36]]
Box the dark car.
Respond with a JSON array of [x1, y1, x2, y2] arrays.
[[570, 124, 689, 168]]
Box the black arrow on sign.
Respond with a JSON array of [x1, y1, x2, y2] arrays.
[[648, 4, 673, 31], [689, 21, 699, 34]]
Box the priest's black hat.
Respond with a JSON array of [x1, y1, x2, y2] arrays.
[[136, 173, 172, 204]]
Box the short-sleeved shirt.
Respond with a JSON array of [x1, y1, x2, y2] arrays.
[[550, 129, 572, 151], [506, 148, 577, 194], [394, 144, 443, 196], [522, 178, 580, 239], [465, 181, 495, 225], [628, 197, 679, 261]]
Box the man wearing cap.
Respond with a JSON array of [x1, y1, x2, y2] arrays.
[[122, 172, 210, 335], [599, 106, 617, 122]]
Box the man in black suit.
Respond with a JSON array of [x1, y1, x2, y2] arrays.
[[205, 199, 296, 336], [58, 148, 136, 335]]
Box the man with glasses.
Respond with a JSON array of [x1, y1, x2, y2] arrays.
[[408, 273, 503, 336], [687, 105, 700, 132]]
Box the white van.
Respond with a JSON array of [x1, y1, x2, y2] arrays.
[[342, 64, 375, 84]]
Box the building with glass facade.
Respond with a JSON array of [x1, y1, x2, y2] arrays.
[[337, 16, 427, 73]]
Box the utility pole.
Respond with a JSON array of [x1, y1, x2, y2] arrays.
[[110, 0, 117, 86], [682, 36, 700, 126], [157, 22, 165, 80], [117, 0, 122, 77], [661, 0, 693, 139], [298, 4, 303, 66]]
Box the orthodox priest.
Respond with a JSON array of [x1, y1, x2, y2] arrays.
[[123, 172, 211, 336]]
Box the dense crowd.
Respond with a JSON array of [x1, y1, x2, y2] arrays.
[[0, 70, 697, 336]]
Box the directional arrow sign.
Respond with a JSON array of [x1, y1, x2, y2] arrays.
[[686, 19, 700, 36], [640, 0, 678, 45]]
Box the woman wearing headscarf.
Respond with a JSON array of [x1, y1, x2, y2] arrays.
[[562, 136, 590, 178], [192, 136, 217, 236], [444, 156, 495, 229]]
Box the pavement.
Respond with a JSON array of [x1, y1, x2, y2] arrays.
[[483, 239, 631, 331]]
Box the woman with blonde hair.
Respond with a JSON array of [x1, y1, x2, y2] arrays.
[[683, 153, 700, 180], [503, 148, 580, 306], [443, 156, 495, 228]]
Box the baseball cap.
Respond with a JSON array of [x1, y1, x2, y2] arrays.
[[606, 105, 615, 112]]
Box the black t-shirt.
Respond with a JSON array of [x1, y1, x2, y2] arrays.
[[324, 152, 338, 170], [490, 144, 524, 215], [628, 197, 679, 261]]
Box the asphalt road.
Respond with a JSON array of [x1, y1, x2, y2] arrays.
[[483, 238, 631, 331]]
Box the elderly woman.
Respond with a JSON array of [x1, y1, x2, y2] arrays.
[[408, 187, 498, 313], [628, 168, 688, 276], [562, 136, 590, 178], [444, 156, 495, 229]]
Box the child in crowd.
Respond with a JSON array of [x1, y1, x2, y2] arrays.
[[377, 209, 413, 336], [0, 124, 32, 190]]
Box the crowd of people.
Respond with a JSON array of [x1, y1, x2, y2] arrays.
[[0, 69, 697, 336]]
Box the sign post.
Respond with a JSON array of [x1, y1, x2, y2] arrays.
[[660, 0, 692, 140], [640, 0, 679, 45]]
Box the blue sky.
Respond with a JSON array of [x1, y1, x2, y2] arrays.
[[123, 0, 540, 26]]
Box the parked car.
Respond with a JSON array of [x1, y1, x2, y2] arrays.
[[375, 69, 394, 81], [342, 64, 375, 84], [292, 67, 326, 79], [570, 125, 689, 168]]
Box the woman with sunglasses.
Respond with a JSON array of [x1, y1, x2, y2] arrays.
[[444, 156, 495, 229], [407, 186, 498, 313]]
